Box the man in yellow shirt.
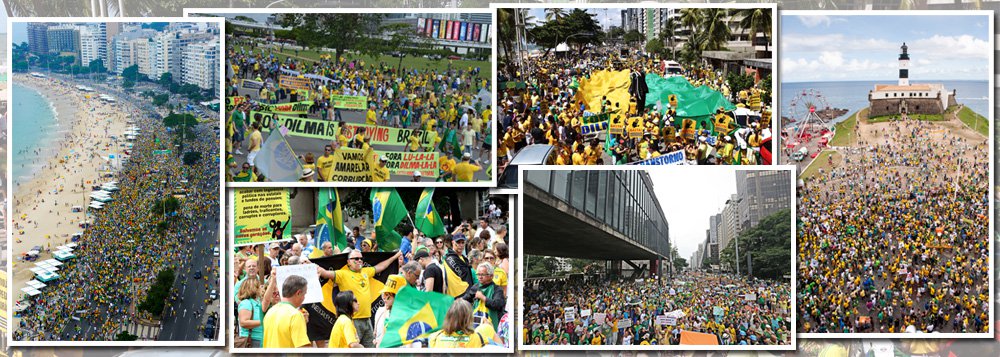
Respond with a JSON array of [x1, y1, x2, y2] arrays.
[[316, 145, 336, 182], [372, 155, 391, 182], [317, 249, 402, 348], [452, 153, 481, 182], [262, 275, 311, 348], [366, 107, 378, 125]]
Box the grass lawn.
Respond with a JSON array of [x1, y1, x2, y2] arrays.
[[801, 151, 841, 179], [830, 109, 862, 147], [956, 105, 989, 137], [273, 47, 491, 80]]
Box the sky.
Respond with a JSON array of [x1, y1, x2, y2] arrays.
[[781, 15, 991, 82], [648, 168, 736, 261], [527, 8, 621, 30]]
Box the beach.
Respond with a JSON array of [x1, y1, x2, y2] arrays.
[[11, 73, 131, 324]]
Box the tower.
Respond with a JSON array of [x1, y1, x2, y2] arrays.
[[898, 42, 909, 86]]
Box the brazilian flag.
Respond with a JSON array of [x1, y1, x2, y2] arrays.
[[378, 285, 453, 348], [415, 188, 447, 238], [370, 188, 407, 251], [316, 188, 348, 250]]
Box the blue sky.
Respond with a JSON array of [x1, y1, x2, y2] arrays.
[[781, 15, 990, 82]]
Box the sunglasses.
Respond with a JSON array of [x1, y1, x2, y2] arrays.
[[349, 257, 364, 261], [484, 256, 495, 260]]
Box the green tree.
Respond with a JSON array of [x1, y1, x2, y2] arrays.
[[623, 30, 644, 46], [152, 93, 170, 107], [123, 79, 135, 89], [183, 151, 203, 165], [159, 72, 173, 87], [114, 332, 139, 341], [700, 8, 731, 52], [152, 196, 181, 215], [163, 113, 198, 128], [526, 255, 560, 278], [660, 17, 679, 59], [279, 14, 385, 63], [234, 15, 257, 23], [645, 38, 666, 57], [720, 209, 791, 280], [545, 8, 566, 22], [88, 59, 106, 73], [726, 72, 755, 94], [121, 64, 143, 83], [138, 268, 176, 317], [679, 8, 703, 33], [735, 8, 772, 52]]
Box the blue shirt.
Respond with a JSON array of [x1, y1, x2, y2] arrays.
[[400, 237, 412, 263]]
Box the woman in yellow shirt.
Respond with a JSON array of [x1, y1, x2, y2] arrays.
[[329, 291, 363, 348], [428, 299, 486, 348]]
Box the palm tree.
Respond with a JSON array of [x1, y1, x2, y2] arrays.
[[660, 17, 678, 59], [700, 8, 731, 51], [545, 8, 566, 22], [498, 8, 535, 75], [679, 8, 703, 33], [735, 8, 772, 52]]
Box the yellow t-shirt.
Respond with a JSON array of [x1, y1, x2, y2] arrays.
[[334, 267, 377, 319], [316, 154, 336, 182], [409, 135, 422, 151], [328, 314, 359, 348], [366, 109, 378, 125], [453, 162, 481, 182], [584, 147, 600, 165], [572, 153, 585, 165], [337, 134, 350, 148], [427, 330, 486, 348], [248, 130, 263, 152], [262, 302, 310, 348], [372, 165, 390, 182]]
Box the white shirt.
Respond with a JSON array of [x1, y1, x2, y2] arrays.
[[373, 306, 390, 347], [474, 226, 496, 242]]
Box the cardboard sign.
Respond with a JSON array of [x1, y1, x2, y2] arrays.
[[256, 101, 314, 115], [331, 95, 368, 110], [241, 79, 264, 90], [234, 188, 292, 246], [618, 318, 632, 329], [745, 293, 756, 301], [580, 309, 592, 317], [279, 75, 311, 91], [609, 115, 625, 135], [328, 147, 379, 182], [593, 313, 606, 325], [381, 151, 439, 178], [276, 263, 323, 304], [627, 117, 644, 138]]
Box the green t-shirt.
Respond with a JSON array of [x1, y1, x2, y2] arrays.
[[238, 298, 264, 341]]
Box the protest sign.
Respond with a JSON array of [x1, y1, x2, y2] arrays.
[[256, 101, 314, 115], [279, 75, 311, 91], [329, 147, 379, 182], [234, 188, 292, 246], [380, 151, 439, 178], [276, 264, 324, 304], [593, 313, 606, 325], [631, 150, 685, 165], [226, 96, 247, 111], [331, 95, 368, 110], [581, 121, 609, 136], [241, 79, 264, 90], [580, 309, 592, 317]]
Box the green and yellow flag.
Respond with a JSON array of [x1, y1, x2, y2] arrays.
[[444, 260, 470, 298], [415, 188, 446, 238], [317, 188, 348, 250], [370, 188, 407, 251], [378, 285, 453, 348]]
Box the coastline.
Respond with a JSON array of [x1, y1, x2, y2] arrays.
[[12, 81, 74, 190], [11, 73, 132, 317]]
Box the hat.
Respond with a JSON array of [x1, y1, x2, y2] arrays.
[[300, 168, 314, 179], [463, 152, 471, 159], [413, 171, 422, 177], [698, 136, 707, 142], [363, 238, 375, 247], [380, 275, 406, 295], [414, 249, 430, 260], [452, 233, 467, 242], [380, 155, 388, 161], [269, 242, 281, 249]]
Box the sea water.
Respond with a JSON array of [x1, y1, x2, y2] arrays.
[[780, 80, 991, 125], [13, 83, 66, 187]]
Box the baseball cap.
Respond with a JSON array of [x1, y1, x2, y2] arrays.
[[413, 171, 422, 177], [414, 250, 430, 260], [452, 233, 467, 242], [463, 152, 471, 159], [380, 275, 406, 295]]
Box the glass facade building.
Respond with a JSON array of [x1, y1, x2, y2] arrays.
[[525, 170, 671, 258]]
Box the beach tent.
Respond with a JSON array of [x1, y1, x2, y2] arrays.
[[53, 251, 76, 261], [21, 287, 41, 297], [679, 330, 720, 345], [35, 271, 59, 282]]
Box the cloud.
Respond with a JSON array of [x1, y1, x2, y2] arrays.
[[781, 34, 894, 53], [909, 35, 991, 60], [797, 15, 831, 28]]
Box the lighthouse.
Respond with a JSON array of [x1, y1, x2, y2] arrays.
[[898, 42, 909, 86]]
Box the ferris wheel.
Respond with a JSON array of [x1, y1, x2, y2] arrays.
[[787, 89, 833, 141]]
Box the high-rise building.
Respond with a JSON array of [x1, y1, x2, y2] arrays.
[[46, 26, 80, 54], [112, 29, 157, 75], [79, 24, 107, 68], [105, 22, 120, 72], [182, 41, 220, 92], [27, 23, 50, 55], [736, 170, 791, 230]]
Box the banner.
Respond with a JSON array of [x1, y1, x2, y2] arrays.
[[583, 112, 612, 124], [226, 96, 247, 111], [276, 264, 323, 304], [581, 121, 609, 136], [580, 309, 592, 317], [240, 79, 264, 90], [234, 188, 292, 246], [329, 147, 379, 182], [381, 151, 439, 178], [256, 101, 314, 115], [330, 94, 368, 110], [279, 75, 311, 91], [258, 113, 436, 149], [303, 252, 399, 341], [631, 150, 685, 165], [656, 315, 670, 325], [745, 293, 756, 301], [609, 115, 625, 135], [618, 318, 632, 329], [593, 313, 606, 325]]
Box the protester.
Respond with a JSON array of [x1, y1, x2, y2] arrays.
[[428, 299, 487, 348], [328, 291, 363, 348], [262, 276, 311, 348]]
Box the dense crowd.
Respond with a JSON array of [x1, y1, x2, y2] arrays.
[[233, 205, 511, 349], [523, 272, 791, 346], [13, 82, 220, 341], [225, 35, 493, 182], [497, 46, 771, 171], [797, 117, 990, 333]]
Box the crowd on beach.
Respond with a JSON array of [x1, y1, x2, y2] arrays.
[[523, 272, 791, 346], [497, 46, 771, 171], [233, 205, 511, 349], [797, 117, 990, 334], [12, 74, 221, 341], [225, 35, 493, 182]]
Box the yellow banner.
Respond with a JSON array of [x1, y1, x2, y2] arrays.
[[226, 96, 247, 111], [575, 70, 631, 115], [329, 147, 380, 182], [331, 95, 368, 110], [234, 188, 292, 246]]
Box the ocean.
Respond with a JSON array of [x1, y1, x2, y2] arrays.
[[13, 83, 65, 186], [780, 80, 990, 125]]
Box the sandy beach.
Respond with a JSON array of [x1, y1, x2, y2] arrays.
[[11, 73, 131, 320]]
